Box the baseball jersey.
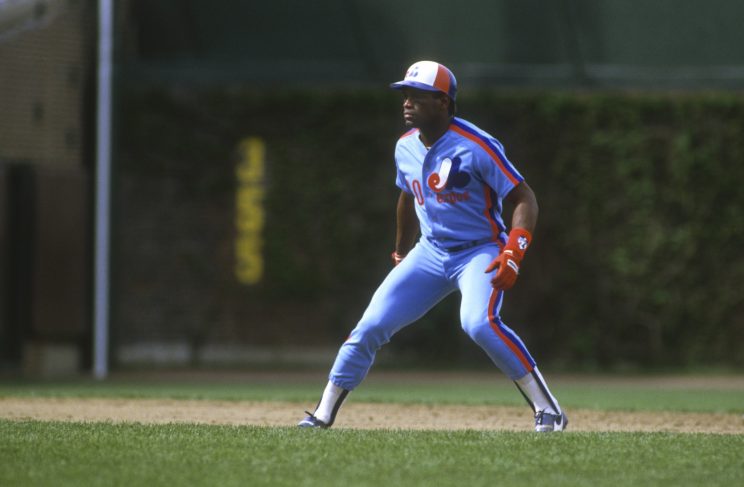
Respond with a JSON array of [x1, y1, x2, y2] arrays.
[[395, 117, 524, 247]]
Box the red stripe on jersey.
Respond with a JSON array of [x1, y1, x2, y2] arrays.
[[450, 124, 521, 186], [399, 128, 418, 140], [482, 183, 501, 242]]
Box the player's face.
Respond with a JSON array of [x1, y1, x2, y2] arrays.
[[401, 88, 448, 128]]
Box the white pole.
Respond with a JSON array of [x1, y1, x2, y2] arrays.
[[93, 0, 113, 379]]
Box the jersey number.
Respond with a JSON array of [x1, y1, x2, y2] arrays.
[[411, 179, 425, 206]]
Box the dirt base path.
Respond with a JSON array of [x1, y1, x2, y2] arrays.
[[2, 397, 743, 434]]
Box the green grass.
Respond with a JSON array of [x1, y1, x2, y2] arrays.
[[1, 374, 742, 413], [1, 421, 743, 487], [2, 374, 743, 486]]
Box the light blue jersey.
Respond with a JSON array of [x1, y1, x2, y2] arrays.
[[395, 117, 524, 248]]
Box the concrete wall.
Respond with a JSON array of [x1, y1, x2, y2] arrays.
[[0, 0, 94, 376]]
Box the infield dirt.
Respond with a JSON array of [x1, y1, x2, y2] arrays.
[[2, 397, 743, 434]]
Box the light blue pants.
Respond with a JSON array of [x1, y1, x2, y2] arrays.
[[329, 238, 536, 390]]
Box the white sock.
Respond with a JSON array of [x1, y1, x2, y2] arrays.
[[515, 367, 561, 415], [314, 381, 348, 424]]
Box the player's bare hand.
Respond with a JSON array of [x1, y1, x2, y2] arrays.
[[391, 251, 406, 266], [485, 250, 521, 290]]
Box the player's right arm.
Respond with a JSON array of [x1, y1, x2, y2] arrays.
[[392, 190, 419, 265]]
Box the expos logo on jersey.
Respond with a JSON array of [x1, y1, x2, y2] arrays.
[[427, 156, 471, 193]]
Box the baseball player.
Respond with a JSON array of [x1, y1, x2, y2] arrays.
[[299, 61, 566, 432]]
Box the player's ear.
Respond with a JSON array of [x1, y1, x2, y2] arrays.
[[446, 96, 455, 116], [437, 93, 450, 113]]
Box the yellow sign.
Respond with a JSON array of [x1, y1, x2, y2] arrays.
[[235, 137, 266, 284]]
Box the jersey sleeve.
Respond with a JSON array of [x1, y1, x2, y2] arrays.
[[395, 164, 411, 193], [394, 146, 412, 193], [475, 136, 524, 197]]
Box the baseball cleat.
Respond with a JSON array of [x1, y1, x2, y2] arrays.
[[534, 410, 568, 432], [297, 411, 330, 429]]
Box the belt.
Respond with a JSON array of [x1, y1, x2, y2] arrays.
[[428, 237, 494, 253]]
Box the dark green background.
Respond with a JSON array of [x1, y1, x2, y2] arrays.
[[108, 0, 744, 370], [113, 87, 744, 369], [123, 0, 744, 89]]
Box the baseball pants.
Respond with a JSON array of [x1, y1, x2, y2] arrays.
[[329, 237, 537, 390]]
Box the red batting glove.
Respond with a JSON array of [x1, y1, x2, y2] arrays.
[[391, 251, 406, 266], [485, 250, 521, 290], [485, 228, 532, 290]]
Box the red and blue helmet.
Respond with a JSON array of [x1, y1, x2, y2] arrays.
[[390, 60, 457, 101]]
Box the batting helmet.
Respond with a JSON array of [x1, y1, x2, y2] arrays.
[[390, 60, 457, 102]]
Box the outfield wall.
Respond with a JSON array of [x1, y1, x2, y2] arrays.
[[4, 1, 744, 374], [111, 87, 744, 369]]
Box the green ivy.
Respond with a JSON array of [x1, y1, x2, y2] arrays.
[[114, 87, 744, 369]]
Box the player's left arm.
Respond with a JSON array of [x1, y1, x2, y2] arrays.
[[505, 181, 538, 233], [485, 181, 539, 289]]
